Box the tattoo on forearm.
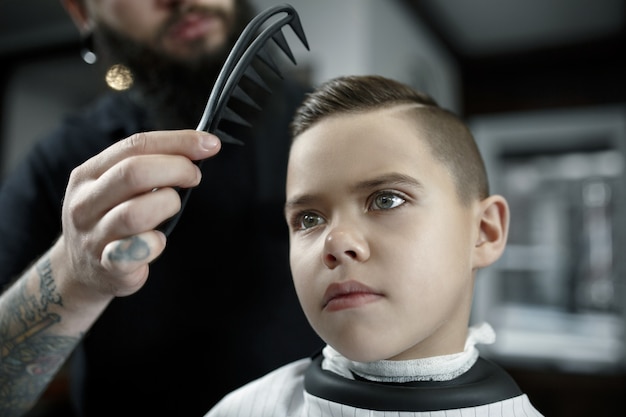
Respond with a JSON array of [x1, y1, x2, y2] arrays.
[[36, 258, 62, 309], [108, 235, 150, 262], [0, 256, 80, 416]]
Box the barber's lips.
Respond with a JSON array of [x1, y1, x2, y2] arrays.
[[322, 281, 383, 312], [168, 13, 219, 42]]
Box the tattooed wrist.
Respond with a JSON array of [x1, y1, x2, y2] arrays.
[[0, 256, 80, 417]]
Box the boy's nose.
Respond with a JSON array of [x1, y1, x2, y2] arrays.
[[322, 227, 370, 269]]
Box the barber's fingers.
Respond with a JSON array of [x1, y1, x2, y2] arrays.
[[75, 130, 221, 180], [100, 231, 166, 295], [83, 154, 201, 224], [96, 186, 181, 241]]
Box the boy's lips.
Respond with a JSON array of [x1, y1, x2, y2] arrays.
[[322, 280, 383, 311]]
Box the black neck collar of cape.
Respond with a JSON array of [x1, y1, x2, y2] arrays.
[[303, 351, 522, 412]]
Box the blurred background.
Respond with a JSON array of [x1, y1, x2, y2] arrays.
[[1, 0, 624, 416]]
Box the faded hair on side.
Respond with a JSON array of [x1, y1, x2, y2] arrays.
[[289, 75, 489, 203]]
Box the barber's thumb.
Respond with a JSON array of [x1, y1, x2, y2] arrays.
[[101, 231, 166, 275]]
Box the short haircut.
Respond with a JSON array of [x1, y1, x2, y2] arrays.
[[289, 75, 489, 203]]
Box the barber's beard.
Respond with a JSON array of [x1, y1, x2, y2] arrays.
[[93, 2, 254, 130]]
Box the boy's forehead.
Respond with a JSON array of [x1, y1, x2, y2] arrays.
[[290, 105, 430, 161], [286, 107, 446, 190]]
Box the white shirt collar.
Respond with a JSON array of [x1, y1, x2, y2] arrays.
[[321, 322, 496, 383]]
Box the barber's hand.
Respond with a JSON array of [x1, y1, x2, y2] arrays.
[[60, 130, 221, 297]]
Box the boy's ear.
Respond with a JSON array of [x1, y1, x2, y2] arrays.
[[61, 0, 92, 34], [473, 194, 509, 269]]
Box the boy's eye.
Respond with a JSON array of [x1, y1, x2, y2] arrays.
[[372, 192, 405, 210], [299, 213, 325, 230]]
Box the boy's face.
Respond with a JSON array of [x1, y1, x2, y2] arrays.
[[285, 107, 486, 362]]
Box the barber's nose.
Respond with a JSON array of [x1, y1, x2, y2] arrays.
[[322, 226, 370, 269]]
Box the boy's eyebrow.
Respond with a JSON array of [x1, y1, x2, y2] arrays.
[[285, 173, 423, 212], [350, 173, 423, 193], [284, 194, 317, 213]]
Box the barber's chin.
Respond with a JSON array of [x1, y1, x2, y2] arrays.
[[162, 41, 221, 62], [165, 50, 199, 62]]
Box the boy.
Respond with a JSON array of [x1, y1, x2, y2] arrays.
[[204, 75, 544, 416]]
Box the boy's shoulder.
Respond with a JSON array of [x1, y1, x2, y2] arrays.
[[205, 354, 545, 417], [204, 357, 311, 416]]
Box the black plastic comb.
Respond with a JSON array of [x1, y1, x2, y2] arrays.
[[159, 3, 309, 237]]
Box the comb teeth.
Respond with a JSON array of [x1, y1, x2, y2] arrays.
[[255, 45, 283, 79], [288, 13, 309, 50], [242, 65, 273, 93], [214, 128, 245, 146], [271, 30, 297, 65], [220, 106, 252, 127], [160, 4, 309, 237], [195, 4, 310, 143], [231, 85, 262, 110]]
